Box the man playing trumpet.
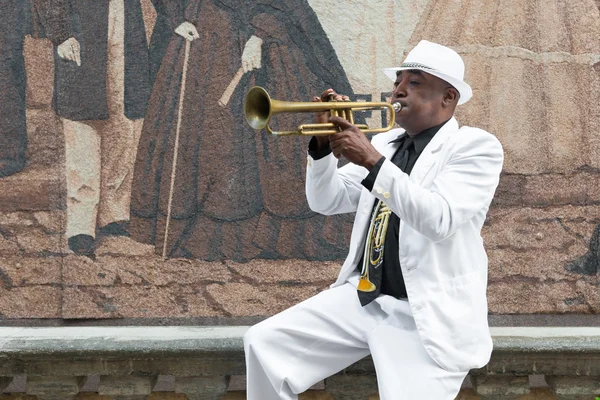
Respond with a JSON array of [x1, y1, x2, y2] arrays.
[[244, 40, 504, 399]]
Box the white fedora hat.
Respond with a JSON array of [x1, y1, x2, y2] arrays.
[[382, 40, 472, 105]]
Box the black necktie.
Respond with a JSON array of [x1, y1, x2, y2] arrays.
[[357, 137, 413, 306], [395, 136, 413, 171]]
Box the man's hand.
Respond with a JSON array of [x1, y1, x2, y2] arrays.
[[328, 116, 382, 169], [175, 22, 199, 41], [311, 89, 350, 151], [57, 37, 81, 66], [241, 35, 263, 72]]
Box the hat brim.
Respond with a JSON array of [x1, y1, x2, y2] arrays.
[[382, 67, 472, 105]]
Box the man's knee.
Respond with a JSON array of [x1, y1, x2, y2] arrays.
[[244, 320, 275, 353]]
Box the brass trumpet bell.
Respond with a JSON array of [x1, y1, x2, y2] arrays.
[[357, 277, 377, 292], [244, 86, 401, 136]]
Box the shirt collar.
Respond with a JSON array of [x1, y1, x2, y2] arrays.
[[389, 119, 450, 154]]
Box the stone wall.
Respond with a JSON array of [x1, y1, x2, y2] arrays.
[[0, 0, 597, 322]]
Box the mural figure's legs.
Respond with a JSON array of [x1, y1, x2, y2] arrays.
[[63, 118, 101, 256], [64, 0, 144, 257]]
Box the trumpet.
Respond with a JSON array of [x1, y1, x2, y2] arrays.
[[244, 86, 402, 136]]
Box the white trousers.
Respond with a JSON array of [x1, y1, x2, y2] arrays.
[[244, 282, 468, 400], [63, 0, 143, 238]]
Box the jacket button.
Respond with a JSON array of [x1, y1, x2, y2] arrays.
[[376, 188, 383, 194], [383, 192, 390, 198]]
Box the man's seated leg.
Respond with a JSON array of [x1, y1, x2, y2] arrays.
[[368, 299, 468, 400], [244, 282, 387, 400]]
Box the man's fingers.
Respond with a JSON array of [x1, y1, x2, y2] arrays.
[[329, 134, 345, 154], [319, 90, 351, 102], [320, 88, 335, 102], [331, 146, 342, 159], [329, 116, 354, 130]]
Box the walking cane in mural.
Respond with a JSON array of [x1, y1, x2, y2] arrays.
[[130, 0, 360, 261], [162, 39, 191, 260], [34, 0, 151, 257]]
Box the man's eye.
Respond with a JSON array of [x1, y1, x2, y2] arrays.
[[410, 81, 420, 85]]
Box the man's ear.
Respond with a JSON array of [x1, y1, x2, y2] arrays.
[[442, 87, 459, 107]]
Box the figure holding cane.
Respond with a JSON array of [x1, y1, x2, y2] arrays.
[[163, 34, 261, 258], [130, 2, 264, 260]]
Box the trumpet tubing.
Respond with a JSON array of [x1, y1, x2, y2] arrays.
[[244, 86, 401, 136]]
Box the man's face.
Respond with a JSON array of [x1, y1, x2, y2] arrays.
[[391, 70, 452, 135]]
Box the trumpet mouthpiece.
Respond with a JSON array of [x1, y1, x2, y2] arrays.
[[392, 102, 402, 112]]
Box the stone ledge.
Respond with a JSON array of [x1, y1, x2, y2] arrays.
[[0, 327, 248, 357], [489, 327, 600, 352], [1, 327, 598, 357], [0, 327, 598, 399]]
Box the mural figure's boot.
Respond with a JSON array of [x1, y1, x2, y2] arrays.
[[0, 158, 26, 177], [68, 234, 95, 259], [98, 221, 130, 237]]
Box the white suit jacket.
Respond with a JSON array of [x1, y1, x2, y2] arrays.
[[305, 117, 504, 372]]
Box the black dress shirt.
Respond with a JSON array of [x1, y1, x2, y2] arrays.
[[308, 119, 448, 299]]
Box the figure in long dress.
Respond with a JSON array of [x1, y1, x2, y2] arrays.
[[130, 0, 359, 261]]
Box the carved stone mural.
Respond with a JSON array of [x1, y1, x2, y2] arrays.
[[0, 0, 597, 320]]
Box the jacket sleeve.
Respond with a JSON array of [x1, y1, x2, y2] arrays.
[[151, 0, 186, 30], [368, 129, 504, 243], [32, 0, 72, 46], [305, 151, 369, 216]]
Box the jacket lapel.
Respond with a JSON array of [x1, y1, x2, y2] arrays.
[[409, 118, 458, 184], [382, 130, 405, 159]]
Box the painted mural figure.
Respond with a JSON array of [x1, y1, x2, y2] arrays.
[[0, 1, 32, 177], [247, 0, 362, 260], [34, 0, 151, 257], [130, 0, 359, 261]]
